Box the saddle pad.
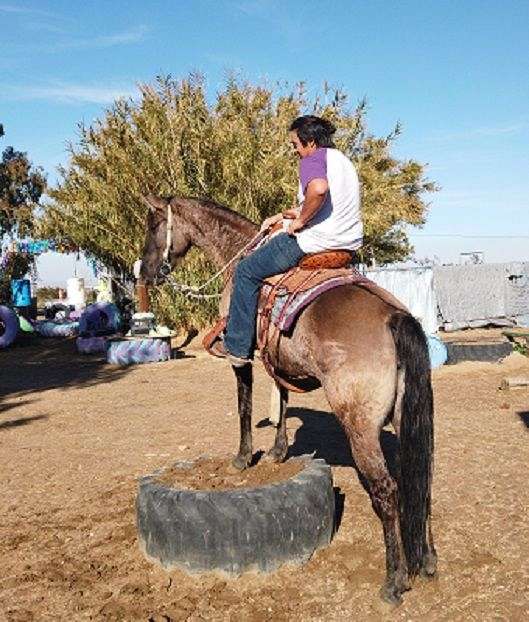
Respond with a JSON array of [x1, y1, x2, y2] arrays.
[[266, 272, 370, 332], [264, 276, 410, 333], [264, 266, 358, 293]]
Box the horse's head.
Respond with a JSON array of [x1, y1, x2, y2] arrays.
[[139, 195, 191, 285]]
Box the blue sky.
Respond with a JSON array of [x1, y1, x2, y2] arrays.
[[1, 0, 528, 285]]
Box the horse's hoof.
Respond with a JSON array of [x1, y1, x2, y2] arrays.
[[264, 447, 287, 464], [420, 553, 438, 579], [379, 583, 403, 607], [230, 455, 251, 472]]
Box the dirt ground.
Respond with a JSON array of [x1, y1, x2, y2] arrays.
[[1, 332, 528, 621]]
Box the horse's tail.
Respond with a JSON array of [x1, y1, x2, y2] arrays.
[[389, 312, 434, 577]]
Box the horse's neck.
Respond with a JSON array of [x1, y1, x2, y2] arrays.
[[183, 200, 258, 269]]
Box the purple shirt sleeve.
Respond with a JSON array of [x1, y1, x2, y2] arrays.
[[299, 148, 327, 194]]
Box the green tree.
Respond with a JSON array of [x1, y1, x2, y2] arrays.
[[39, 75, 436, 327], [0, 137, 47, 237], [0, 127, 46, 303]]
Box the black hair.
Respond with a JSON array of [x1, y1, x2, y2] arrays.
[[289, 115, 336, 148]]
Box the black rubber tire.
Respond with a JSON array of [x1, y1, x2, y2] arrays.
[[446, 341, 513, 365], [136, 456, 335, 576]]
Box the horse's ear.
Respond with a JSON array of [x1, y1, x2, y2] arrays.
[[141, 194, 160, 213]]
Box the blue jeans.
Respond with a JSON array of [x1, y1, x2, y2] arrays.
[[224, 233, 305, 358]]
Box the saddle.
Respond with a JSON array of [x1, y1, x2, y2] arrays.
[[203, 250, 406, 393]]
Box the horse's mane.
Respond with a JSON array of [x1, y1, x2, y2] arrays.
[[171, 196, 258, 235]]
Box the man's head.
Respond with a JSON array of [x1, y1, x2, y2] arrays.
[[289, 115, 336, 158]]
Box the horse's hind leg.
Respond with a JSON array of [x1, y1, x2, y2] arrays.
[[265, 383, 288, 463], [331, 384, 409, 604]]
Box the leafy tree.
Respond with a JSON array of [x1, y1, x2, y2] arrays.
[[0, 127, 46, 303], [0, 139, 46, 236], [39, 75, 436, 327]]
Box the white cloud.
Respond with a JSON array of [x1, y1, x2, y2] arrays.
[[0, 3, 54, 15], [57, 25, 149, 50], [473, 124, 526, 137], [430, 122, 527, 142], [2, 82, 137, 105]]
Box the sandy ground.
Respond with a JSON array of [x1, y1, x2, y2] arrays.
[[0, 334, 528, 621]]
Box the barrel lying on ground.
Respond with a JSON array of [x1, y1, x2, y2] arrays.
[[136, 456, 335, 576]]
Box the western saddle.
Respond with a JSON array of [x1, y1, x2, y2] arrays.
[[203, 248, 360, 391]]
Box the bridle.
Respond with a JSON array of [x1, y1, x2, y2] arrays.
[[162, 203, 173, 263], [154, 202, 265, 300]]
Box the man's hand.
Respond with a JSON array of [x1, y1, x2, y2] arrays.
[[282, 208, 300, 219], [287, 217, 305, 235], [260, 213, 283, 232]]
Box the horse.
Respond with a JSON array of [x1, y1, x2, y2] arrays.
[[139, 194, 437, 604]]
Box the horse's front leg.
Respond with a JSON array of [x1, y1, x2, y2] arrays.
[[266, 383, 289, 463], [232, 364, 253, 471]]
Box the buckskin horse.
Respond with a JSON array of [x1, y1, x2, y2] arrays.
[[139, 194, 437, 604]]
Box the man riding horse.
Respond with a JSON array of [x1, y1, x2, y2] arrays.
[[139, 115, 436, 605], [213, 115, 363, 367]]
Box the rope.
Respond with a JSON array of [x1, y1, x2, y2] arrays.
[[160, 230, 266, 300]]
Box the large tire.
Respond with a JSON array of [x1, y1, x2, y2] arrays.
[[107, 337, 171, 366], [0, 306, 19, 348], [446, 341, 512, 365], [35, 320, 79, 338], [79, 302, 121, 336], [136, 457, 335, 576]]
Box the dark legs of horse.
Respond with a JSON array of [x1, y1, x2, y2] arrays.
[[266, 384, 289, 463], [232, 364, 253, 470], [345, 424, 409, 604]]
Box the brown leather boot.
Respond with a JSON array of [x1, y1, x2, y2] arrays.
[[209, 340, 252, 368]]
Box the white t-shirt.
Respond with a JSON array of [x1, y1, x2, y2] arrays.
[[294, 147, 362, 254]]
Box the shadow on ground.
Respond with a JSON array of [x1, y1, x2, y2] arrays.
[[285, 406, 399, 475], [517, 411, 529, 428], [0, 336, 130, 401], [0, 414, 49, 430]]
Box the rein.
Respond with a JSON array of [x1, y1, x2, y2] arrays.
[[157, 203, 265, 299]]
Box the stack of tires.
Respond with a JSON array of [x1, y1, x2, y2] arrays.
[[76, 302, 121, 354]]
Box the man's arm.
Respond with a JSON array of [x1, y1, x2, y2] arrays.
[[287, 178, 328, 234], [260, 195, 301, 232]]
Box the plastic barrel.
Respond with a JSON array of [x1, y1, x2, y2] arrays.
[[67, 277, 86, 308], [0, 306, 19, 348], [427, 335, 448, 369], [11, 279, 31, 307]]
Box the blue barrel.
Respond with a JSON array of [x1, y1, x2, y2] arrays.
[[11, 279, 31, 307], [427, 335, 448, 369]]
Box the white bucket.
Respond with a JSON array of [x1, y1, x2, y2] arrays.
[[67, 277, 86, 308]]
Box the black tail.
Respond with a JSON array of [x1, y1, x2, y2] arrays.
[[389, 313, 434, 577]]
